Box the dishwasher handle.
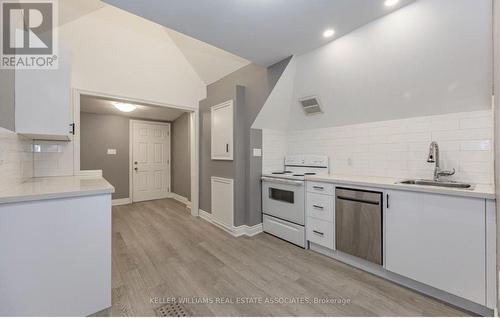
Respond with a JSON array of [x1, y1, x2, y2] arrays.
[[336, 195, 380, 206]]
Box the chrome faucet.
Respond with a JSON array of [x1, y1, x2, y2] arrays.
[[427, 141, 455, 181]]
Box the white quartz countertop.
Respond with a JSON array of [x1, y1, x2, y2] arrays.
[[306, 174, 495, 200], [0, 175, 115, 204]]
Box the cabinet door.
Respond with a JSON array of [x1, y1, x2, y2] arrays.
[[15, 54, 71, 137], [385, 190, 486, 305], [211, 100, 233, 160]]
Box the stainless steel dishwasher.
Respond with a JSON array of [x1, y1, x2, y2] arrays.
[[335, 187, 383, 265]]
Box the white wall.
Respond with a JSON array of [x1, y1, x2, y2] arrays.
[[60, 6, 206, 109], [253, 57, 296, 130], [258, 0, 494, 186], [286, 0, 492, 130]]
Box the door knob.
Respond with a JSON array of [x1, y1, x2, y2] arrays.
[[134, 161, 138, 165], [134, 167, 138, 171]]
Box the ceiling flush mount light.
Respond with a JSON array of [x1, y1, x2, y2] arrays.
[[323, 29, 335, 38], [384, 0, 399, 7], [113, 102, 137, 113]]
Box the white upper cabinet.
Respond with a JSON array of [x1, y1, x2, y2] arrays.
[[385, 190, 486, 305], [15, 53, 71, 141], [211, 100, 233, 160]]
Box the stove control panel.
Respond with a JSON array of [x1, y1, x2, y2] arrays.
[[285, 155, 328, 168]]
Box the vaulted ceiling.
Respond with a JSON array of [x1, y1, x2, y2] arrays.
[[166, 29, 250, 85], [103, 0, 416, 66], [58, 0, 251, 85]]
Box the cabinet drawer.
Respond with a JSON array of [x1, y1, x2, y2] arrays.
[[263, 215, 305, 248], [306, 182, 334, 195], [306, 193, 334, 222], [307, 217, 334, 249]]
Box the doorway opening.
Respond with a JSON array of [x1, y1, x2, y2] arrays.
[[73, 90, 199, 215]]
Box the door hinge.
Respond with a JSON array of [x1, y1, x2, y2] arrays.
[[69, 123, 75, 135]]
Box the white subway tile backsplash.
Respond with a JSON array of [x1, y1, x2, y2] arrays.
[[33, 141, 74, 177], [459, 116, 493, 129], [263, 110, 494, 185], [0, 128, 34, 191], [459, 140, 491, 151], [429, 118, 459, 131], [262, 129, 287, 174], [459, 162, 491, 173]]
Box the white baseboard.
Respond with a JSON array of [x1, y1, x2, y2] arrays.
[[199, 209, 212, 222], [112, 198, 132, 206], [198, 209, 263, 237], [170, 193, 191, 209]]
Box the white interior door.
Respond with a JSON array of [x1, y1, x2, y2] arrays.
[[131, 120, 171, 202]]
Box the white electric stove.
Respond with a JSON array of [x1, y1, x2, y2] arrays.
[[261, 155, 329, 248]]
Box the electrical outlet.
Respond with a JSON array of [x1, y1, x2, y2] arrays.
[[107, 149, 117, 155], [253, 148, 262, 157]]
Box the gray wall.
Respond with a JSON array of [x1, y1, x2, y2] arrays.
[[171, 112, 191, 200], [199, 58, 291, 226], [80, 113, 130, 200], [0, 70, 15, 131]]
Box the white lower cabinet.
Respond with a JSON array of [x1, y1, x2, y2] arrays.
[[385, 190, 486, 305], [306, 217, 334, 249], [306, 192, 334, 222], [306, 189, 334, 249], [0, 195, 112, 316]]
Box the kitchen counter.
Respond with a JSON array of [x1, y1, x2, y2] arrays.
[[0, 174, 113, 315], [0, 175, 115, 204], [306, 174, 495, 200]]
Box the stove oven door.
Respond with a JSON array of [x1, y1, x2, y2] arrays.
[[261, 177, 305, 225]]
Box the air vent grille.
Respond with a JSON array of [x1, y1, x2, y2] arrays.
[[299, 96, 323, 115]]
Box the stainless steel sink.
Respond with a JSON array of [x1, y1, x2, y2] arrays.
[[398, 179, 474, 189]]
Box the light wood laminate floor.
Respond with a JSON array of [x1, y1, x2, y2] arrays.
[[96, 198, 469, 317]]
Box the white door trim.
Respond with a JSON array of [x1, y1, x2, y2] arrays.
[[190, 111, 200, 217], [129, 119, 171, 203], [72, 88, 200, 216]]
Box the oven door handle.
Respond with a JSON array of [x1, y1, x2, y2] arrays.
[[261, 177, 305, 186]]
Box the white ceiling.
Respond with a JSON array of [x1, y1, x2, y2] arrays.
[[166, 29, 250, 85], [58, 1, 251, 85], [80, 95, 187, 122], [103, 0, 417, 66]]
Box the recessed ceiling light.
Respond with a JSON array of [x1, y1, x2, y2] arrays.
[[323, 29, 335, 38], [113, 102, 137, 112], [384, 0, 399, 7]]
